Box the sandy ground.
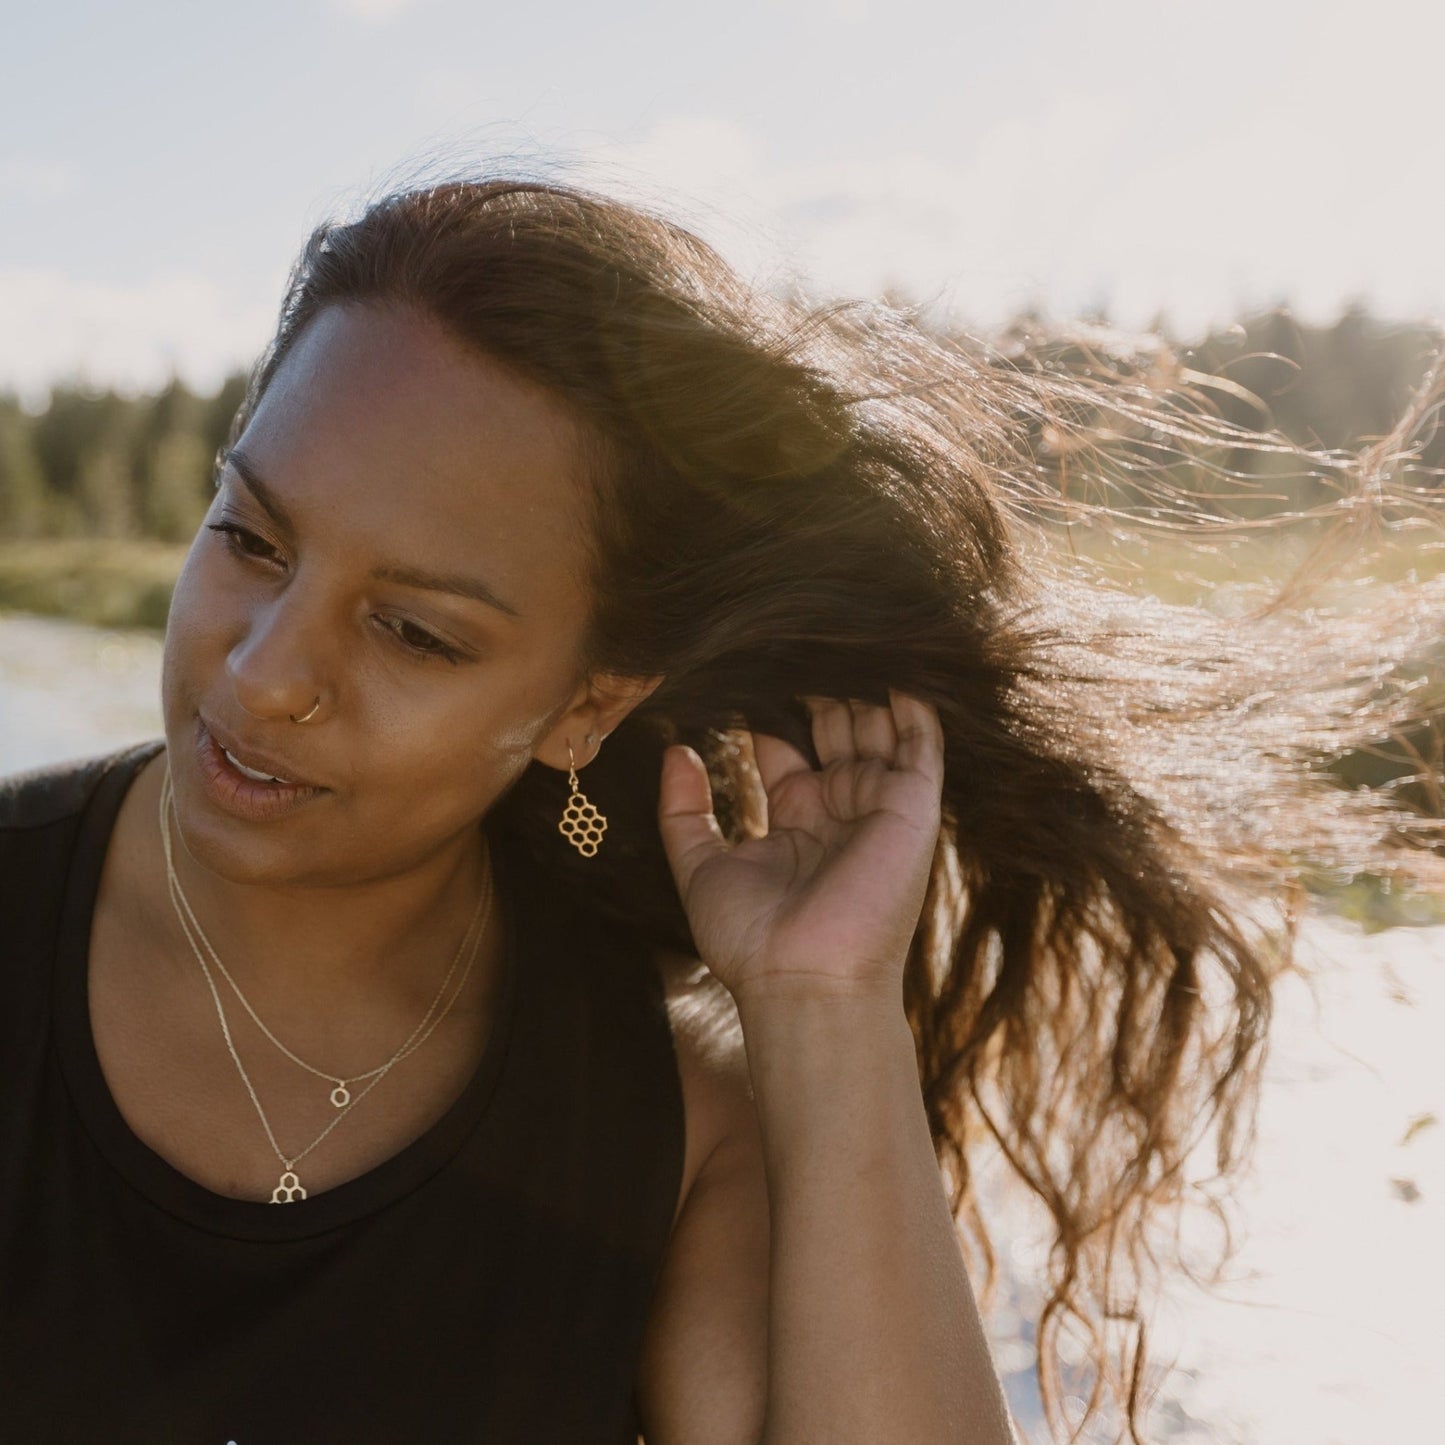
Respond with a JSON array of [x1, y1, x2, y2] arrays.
[[3, 610, 1441, 1443]]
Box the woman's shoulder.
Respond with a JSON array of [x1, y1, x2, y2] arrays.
[[0, 741, 159, 834], [651, 948, 761, 1230], [0, 754, 108, 832], [0, 746, 158, 1023]]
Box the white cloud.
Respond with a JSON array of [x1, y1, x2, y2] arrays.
[[568, 104, 1151, 329], [0, 159, 79, 199], [0, 271, 275, 404], [323, 0, 419, 22], [547, 0, 1445, 338], [567, 60, 1445, 344], [570, 118, 793, 285]]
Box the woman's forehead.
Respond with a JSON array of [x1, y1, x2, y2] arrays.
[[253, 303, 587, 488], [235, 303, 597, 604]]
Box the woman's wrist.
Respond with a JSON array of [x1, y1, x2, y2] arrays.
[[728, 963, 905, 1020]]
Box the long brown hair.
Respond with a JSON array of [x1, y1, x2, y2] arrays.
[[230, 174, 1445, 1443]]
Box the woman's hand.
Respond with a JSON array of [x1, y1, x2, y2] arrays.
[[656, 690, 945, 1006]]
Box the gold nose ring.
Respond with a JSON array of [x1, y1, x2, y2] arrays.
[[290, 698, 321, 724]]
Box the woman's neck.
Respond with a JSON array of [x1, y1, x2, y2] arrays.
[[115, 750, 503, 1042]]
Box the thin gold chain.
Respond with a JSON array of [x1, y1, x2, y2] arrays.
[[158, 765, 491, 1105], [156, 764, 493, 1195]]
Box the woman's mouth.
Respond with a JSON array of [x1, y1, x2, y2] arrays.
[[220, 745, 295, 785], [193, 719, 328, 821]]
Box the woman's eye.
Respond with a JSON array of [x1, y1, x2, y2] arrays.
[[206, 520, 283, 565], [380, 616, 464, 665], [205, 519, 463, 665]]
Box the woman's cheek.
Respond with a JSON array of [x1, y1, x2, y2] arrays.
[[162, 547, 243, 705]]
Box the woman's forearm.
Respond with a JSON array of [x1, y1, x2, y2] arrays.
[[735, 979, 1017, 1445]]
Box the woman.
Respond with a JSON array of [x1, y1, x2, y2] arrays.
[[1, 176, 1441, 1444]]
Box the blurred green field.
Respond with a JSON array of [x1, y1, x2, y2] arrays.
[[0, 538, 187, 631], [1038, 516, 1445, 607]]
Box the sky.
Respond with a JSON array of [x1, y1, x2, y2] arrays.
[[2, 0, 1441, 401]]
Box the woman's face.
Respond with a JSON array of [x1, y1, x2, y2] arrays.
[[162, 300, 630, 888]]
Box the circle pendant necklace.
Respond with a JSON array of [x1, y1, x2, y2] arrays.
[[158, 764, 493, 1201]]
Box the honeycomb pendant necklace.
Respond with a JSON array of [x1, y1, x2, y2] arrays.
[[157, 765, 492, 1202]]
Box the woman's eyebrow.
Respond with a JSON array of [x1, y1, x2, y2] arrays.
[[371, 558, 521, 618], [221, 447, 293, 534], [219, 446, 522, 619]]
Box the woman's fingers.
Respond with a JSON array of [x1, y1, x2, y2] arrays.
[[889, 688, 944, 793], [656, 744, 731, 898], [786, 690, 943, 814], [804, 694, 858, 767], [849, 697, 898, 762], [752, 730, 813, 800], [805, 694, 905, 767]]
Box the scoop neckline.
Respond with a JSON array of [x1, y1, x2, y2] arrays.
[[51, 738, 521, 1243]]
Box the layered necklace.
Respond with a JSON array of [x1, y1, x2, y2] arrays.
[[157, 765, 494, 1203]]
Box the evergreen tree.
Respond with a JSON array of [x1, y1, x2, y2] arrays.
[[0, 398, 50, 538]]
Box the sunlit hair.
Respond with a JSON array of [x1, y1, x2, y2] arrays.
[[230, 174, 1445, 1443]]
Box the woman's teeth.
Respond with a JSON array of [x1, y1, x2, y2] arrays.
[[222, 746, 293, 785]]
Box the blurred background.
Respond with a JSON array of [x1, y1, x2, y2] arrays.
[[2, 2, 1442, 1440]]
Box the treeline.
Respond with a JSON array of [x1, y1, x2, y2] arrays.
[[993, 301, 1445, 519], [1, 303, 1442, 544], [0, 374, 247, 542]]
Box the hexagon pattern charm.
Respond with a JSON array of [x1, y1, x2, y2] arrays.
[[559, 752, 607, 858], [270, 1170, 307, 1203]]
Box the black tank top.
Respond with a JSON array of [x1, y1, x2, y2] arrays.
[[0, 740, 685, 1444]]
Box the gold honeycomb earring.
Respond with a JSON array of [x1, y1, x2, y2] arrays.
[[558, 740, 608, 858]]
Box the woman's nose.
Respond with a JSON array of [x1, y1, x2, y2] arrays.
[[225, 588, 332, 725]]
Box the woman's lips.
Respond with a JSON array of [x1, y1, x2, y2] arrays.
[[193, 719, 328, 823], [203, 715, 323, 788], [221, 745, 294, 784]]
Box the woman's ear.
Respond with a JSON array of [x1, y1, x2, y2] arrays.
[[533, 672, 665, 770]]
